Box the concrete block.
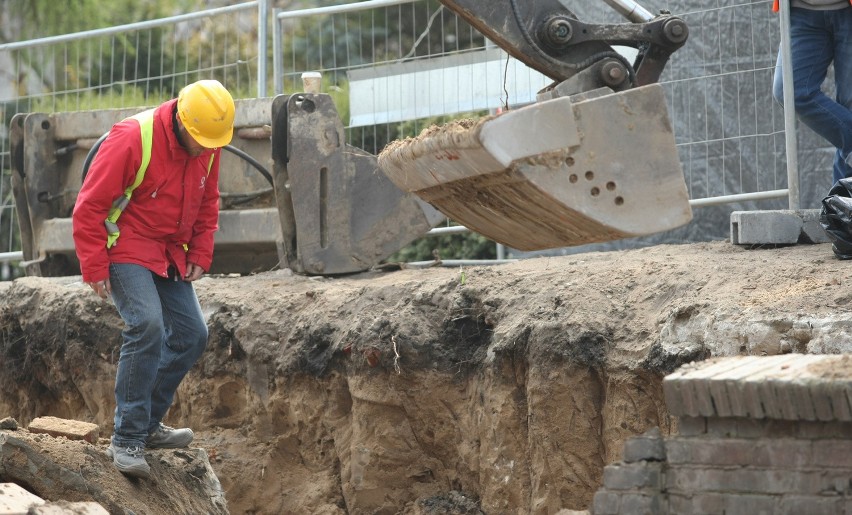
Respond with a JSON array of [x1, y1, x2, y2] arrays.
[[734, 417, 766, 438], [706, 417, 738, 438], [677, 492, 776, 515], [592, 491, 620, 515], [797, 420, 852, 439], [756, 439, 813, 469], [761, 419, 798, 439], [778, 495, 842, 515], [622, 428, 666, 463], [619, 493, 667, 515], [812, 440, 852, 468], [667, 466, 805, 495], [675, 416, 706, 436], [602, 462, 663, 490], [690, 438, 764, 466], [667, 494, 692, 515], [27, 417, 99, 444], [787, 469, 852, 495], [799, 209, 831, 243], [0, 483, 44, 515], [667, 437, 810, 469], [730, 210, 803, 245], [664, 438, 692, 464], [717, 493, 777, 515]]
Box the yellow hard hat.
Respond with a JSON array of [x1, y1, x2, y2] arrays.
[[177, 79, 235, 148]]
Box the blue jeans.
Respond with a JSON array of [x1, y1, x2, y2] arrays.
[[109, 263, 208, 448], [772, 6, 852, 185]]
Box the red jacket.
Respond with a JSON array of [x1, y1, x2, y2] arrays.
[[72, 99, 221, 283], [773, 0, 852, 10]]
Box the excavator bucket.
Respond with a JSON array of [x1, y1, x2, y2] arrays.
[[377, 84, 692, 251], [271, 93, 445, 275]]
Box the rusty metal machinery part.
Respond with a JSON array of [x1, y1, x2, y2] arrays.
[[439, 0, 689, 89]]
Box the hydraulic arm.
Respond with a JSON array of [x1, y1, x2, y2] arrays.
[[439, 0, 688, 92]]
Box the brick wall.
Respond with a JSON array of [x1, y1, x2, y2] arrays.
[[592, 355, 852, 515]]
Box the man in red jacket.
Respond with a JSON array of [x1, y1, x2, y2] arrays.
[[72, 79, 235, 479], [771, 0, 852, 185]]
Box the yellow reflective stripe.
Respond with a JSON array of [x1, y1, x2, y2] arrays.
[[104, 109, 155, 249], [128, 109, 154, 191]]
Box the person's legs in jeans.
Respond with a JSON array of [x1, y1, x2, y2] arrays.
[[109, 264, 208, 447], [108, 263, 166, 449], [772, 7, 852, 184], [146, 272, 208, 431], [830, 8, 852, 182]]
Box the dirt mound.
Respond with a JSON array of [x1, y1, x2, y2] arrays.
[[0, 422, 226, 514], [1, 241, 850, 513]]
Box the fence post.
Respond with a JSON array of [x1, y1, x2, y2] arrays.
[[778, 1, 800, 210], [258, 0, 269, 97], [273, 8, 283, 95]]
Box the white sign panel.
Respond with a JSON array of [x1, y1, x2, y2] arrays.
[[347, 47, 552, 127]]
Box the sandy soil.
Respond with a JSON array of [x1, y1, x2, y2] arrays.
[[1, 240, 851, 514]]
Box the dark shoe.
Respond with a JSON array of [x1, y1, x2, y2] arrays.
[[106, 443, 150, 479], [146, 423, 194, 449]]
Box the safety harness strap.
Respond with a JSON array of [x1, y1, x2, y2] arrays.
[[103, 110, 216, 249]]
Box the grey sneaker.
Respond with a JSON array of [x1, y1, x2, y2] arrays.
[[106, 444, 150, 479], [146, 423, 194, 449]]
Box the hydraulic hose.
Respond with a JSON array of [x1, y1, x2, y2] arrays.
[[222, 144, 273, 186], [81, 132, 273, 187]]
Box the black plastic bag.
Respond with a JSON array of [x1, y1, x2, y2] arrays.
[[820, 177, 852, 259]]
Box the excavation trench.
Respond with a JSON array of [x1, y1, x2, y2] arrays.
[[1, 241, 849, 514]]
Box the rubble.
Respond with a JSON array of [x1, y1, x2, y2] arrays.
[[0, 425, 226, 514]]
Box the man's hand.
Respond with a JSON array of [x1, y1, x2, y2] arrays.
[[184, 262, 205, 282], [87, 279, 111, 299]]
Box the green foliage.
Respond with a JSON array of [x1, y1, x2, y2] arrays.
[[320, 75, 350, 124], [388, 229, 497, 263], [7, 0, 106, 38], [29, 87, 157, 114], [9, 0, 256, 108], [6, 0, 197, 40]]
